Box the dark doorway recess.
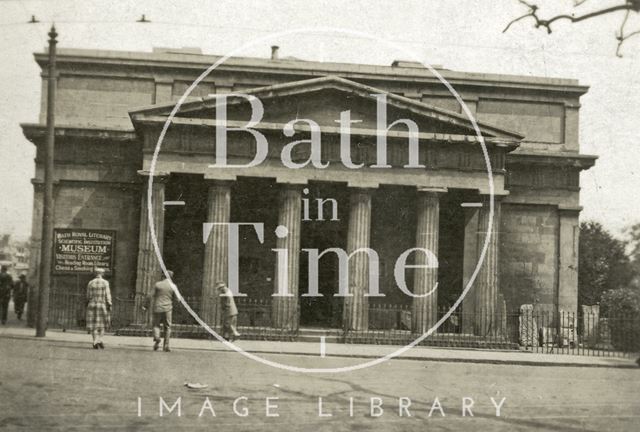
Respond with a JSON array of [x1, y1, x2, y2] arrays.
[[437, 189, 468, 310], [298, 182, 348, 328]]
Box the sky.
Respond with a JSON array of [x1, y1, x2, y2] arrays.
[[0, 0, 639, 241]]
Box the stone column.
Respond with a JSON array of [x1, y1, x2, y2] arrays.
[[411, 188, 443, 334], [133, 172, 167, 324], [271, 184, 302, 330], [474, 194, 501, 337], [343, 188, 373, 331], [201, 180, 232, 327]]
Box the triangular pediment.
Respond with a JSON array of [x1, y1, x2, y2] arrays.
[[130, 75, 524, 141]]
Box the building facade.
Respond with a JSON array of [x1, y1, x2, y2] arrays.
[[22, 47, 596, 335]]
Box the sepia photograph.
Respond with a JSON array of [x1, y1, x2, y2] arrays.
[[0, 1, 639, 431]]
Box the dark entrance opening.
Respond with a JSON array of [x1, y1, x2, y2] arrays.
[[298, 182, 348, 328], [437, 189, 469, 332], [230, 177, 278, 301], [163, 174, 207, 299]]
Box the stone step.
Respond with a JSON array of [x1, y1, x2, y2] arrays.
[[297, 334, 342, 343], [115, 325, 518, 349], [297, 327, 343, 337]]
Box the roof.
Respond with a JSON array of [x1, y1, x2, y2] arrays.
[[34, 47, 589, 96]]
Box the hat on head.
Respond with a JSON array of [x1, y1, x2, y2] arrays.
[[94, 267, 105, 275], [215, 281, 226, 289]]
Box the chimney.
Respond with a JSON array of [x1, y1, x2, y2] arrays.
[[271, 45, 279, 60]]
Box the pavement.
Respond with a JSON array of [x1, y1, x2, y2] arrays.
[[1, 321, 637, 369], [2, 303, 640, 431], [1, 331, 639, 431]]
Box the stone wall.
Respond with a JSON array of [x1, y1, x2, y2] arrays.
[[476, 99, 565, 144], [38, 48, 583, 153], [499, 203, 558, 313], [50, 182, 140, 298], [27, 134, 142, 301], [46, 76, 154, 127]]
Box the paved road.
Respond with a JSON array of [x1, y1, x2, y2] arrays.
[[0, 337, 638, 431]]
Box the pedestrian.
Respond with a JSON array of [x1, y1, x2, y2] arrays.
[[0, 265, 13, 325], [13, 274, 29, 320], [217, 282, 240, 342], [143, 270, 175, 352], [86, 268, 111, 349]]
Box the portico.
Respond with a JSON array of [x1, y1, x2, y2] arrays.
[[128, 75, 521, 336]]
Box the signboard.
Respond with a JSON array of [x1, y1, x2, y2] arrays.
[[53, 228, 116, 274]]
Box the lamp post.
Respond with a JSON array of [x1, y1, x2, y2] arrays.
[[36, 25, 57, 337]]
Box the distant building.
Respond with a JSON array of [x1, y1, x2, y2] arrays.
[[22, 47, 596, 335], [0, 234, 30, 278]]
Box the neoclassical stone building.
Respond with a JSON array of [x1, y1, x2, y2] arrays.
[[23, 47, 595, 336]]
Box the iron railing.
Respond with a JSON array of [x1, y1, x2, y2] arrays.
[[47, 290, 134, 331], [347, 305, 639, 356], [519, 308, 640, 357], [45, 291, 639, 357], [345, 304, 520, 349]]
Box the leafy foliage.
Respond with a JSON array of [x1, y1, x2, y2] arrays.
[[578, 221, 634, 306], [624, 222, 640, 284], [600, 287, 640, 351], [601, 287, 640, 316]]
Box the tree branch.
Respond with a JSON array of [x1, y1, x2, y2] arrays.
[[616, 8, 640, 56], [504, 0, 640, 35]]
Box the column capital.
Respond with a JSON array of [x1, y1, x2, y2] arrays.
[[137, 170, 169, 182], [275, 177, 308, 186], [478, 190, 509, 199], [417, 186, 447, 195], [347, 185, 377, 193], [203, 172, 237, 182], [276, 181, 307, 192], [277, 182, 304, 201], [347, 182, 379, 189], [203, 178, 235, 188], [348, 187, 375, 208], [154, 76, 174, 84]]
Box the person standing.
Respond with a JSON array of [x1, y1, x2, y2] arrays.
[[13, 274, 29, 320], [143, 270, 175, 352], [86, 268, 111, 349], [217, 282, 240, 341], [0, 266, 13, 325]]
